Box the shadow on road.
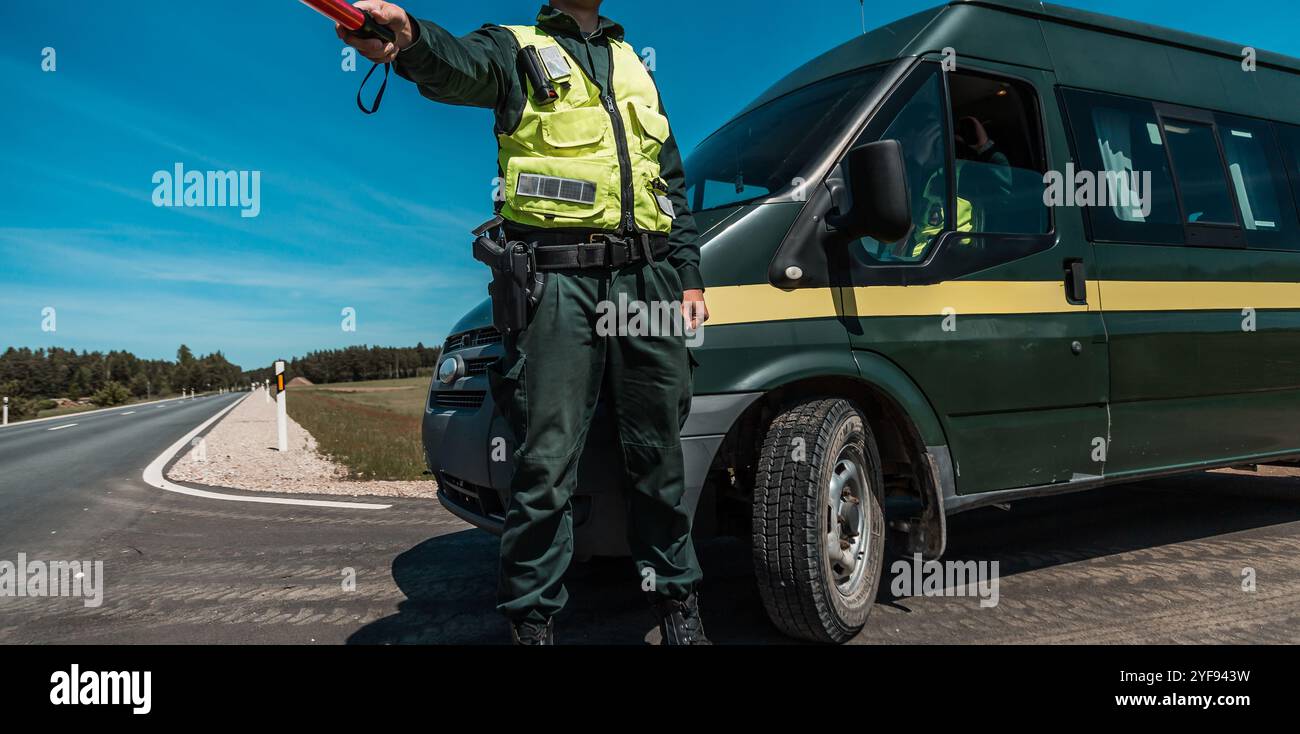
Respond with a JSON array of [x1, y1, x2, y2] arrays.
[[942, 470, 1300, 576], [349, 470, 1300, 644], [346, 531, 782, 644]]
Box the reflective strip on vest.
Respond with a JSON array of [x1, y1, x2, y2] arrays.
[[497, 24, 674, 234], [518, 173, 597, 205]]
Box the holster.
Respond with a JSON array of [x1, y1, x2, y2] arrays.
[[473, 229, 548, 335]]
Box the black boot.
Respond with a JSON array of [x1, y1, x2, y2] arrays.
[[653, 592, 711, 645], [511, 618, 554, 645]]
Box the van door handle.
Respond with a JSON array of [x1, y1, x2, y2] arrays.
[[1064, 259, 1087, 305]]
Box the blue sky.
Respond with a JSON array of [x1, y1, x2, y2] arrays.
[[3, 0, 1300, 371]]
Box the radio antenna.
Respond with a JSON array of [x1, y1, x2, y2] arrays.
[[859, 1, 866, 34]]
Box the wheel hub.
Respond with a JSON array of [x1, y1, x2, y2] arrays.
[[826, 452, 868, 594]]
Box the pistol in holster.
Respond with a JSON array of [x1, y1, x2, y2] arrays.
[[471, 216, 548, 335]]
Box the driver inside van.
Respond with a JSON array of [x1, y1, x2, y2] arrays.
[[909, 115, 1013, 257]]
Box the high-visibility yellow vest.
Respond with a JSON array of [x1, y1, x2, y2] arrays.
[[911, 163, 981, 257], [497, 25, 674, 234]]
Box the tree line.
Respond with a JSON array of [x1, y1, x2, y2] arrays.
[[0, 345, 243, 419], [243, 344, 442, 386], [1, 343, 443, 421]]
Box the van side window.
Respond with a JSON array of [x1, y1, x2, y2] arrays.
[[1162, 120, 1238, 226], [853, 68, 1049, 265], [1276, 124, 1300, 233], [1061, 89, 1184, 244], [1216, 117, 1299, 249], [945, 71, 1049, 237], [853, 70, 950, 263]]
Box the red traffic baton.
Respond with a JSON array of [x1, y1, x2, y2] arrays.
[[300, 0, 396, 43]]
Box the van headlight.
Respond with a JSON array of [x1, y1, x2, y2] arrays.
[[437, 355, 463, 385]]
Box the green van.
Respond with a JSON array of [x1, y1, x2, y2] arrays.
[[424, 0, 1300, 642]]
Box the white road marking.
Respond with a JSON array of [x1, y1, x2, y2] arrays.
[[0, 394, 205, 429], [120, 411, 136, 416], [141, 394, 391, 511], [47, 424, 78, 431]]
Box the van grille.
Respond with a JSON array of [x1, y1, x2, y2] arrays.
[[444, 327, 502, 353], [465, 357, 497, 376], [432, 391, 486, 411]]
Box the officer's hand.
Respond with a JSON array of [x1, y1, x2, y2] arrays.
[[957, 116, 990, 149], [335, 1, 414, 64], [682, 289, 709, 330]]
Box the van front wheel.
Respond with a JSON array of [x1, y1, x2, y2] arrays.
[[752, 398, 885, 643]]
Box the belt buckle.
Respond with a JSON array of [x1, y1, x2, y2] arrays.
[[589, 233, 629, 268]]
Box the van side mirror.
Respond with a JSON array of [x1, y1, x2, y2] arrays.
[[828, 139, 912, 243]]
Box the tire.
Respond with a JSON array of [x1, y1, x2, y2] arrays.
[[752, 398, 886, 643]]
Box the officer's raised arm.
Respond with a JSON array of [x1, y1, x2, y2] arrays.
[[336, 2, 514, 111], [332, 1, 509, 108]]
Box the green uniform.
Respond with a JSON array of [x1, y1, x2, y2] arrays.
[[395, 5, 703, 625]]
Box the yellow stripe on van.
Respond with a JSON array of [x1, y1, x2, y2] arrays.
[[702, 280, 1300, 327], [703, 284, 845, 326], [841, 281, 1099, 318], [1097, 281, 1300, 312], [704, 280, 1099, 326]]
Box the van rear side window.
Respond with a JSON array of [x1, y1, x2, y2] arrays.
[[1216, 117, 1300, 249], [1162, 120, 1238, 226], [1061, 89, 1183, 244], [1277, 124, 1300, 232]]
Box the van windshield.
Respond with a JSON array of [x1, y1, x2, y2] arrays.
[[684, 67, 887, 212]]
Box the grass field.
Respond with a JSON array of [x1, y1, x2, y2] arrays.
[[285, 376, 434, 481]]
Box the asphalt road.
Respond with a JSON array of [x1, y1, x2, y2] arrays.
[[1, 395, 1298, 644]]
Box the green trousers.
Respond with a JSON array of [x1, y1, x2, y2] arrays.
[[489, 257, 702, 624]]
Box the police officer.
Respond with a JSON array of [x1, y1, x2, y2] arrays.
[[339, 1, 710, 645]]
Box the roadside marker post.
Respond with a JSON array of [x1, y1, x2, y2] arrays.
[[275, 361, 288, 452], [3, 397, 7, 426]]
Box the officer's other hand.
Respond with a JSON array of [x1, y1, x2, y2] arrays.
[[682, 289, 709, 330], [335, 1, 414, 64]]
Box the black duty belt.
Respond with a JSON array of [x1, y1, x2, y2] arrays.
[[529, 233, 671, 271]]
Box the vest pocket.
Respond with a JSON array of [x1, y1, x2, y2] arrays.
[[635, 172, 674, 233], [628, 102, 669, 159], [506, 155, 617, 226], [539, 107, 609, 154]]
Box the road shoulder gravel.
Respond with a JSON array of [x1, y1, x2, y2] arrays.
[[167, 391, 437, 499]]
